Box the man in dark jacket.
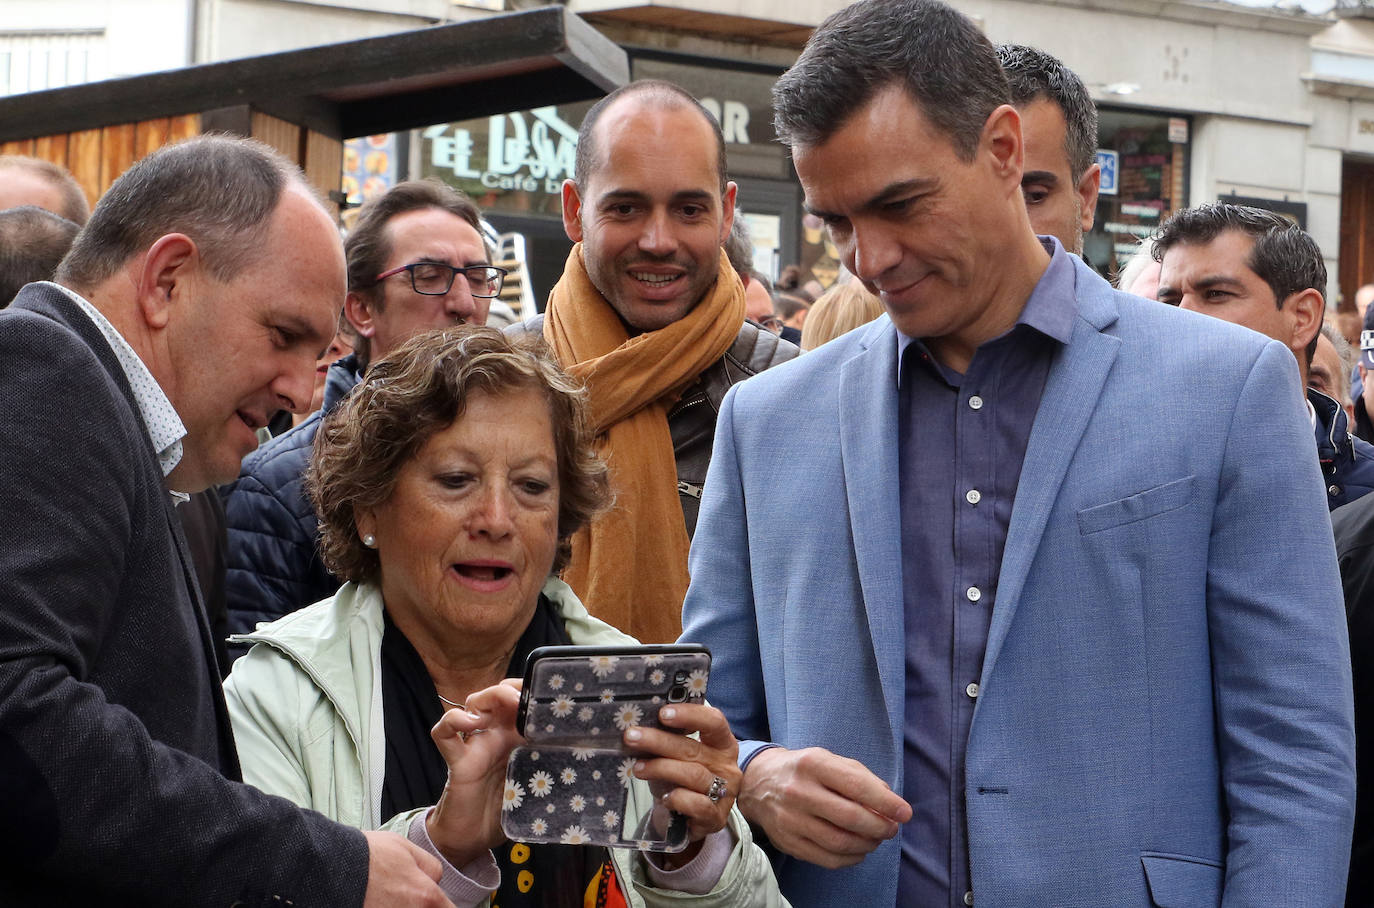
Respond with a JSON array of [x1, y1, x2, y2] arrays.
[[513, 80, 798, 643], [0, 135, 449, 906], [1156, 203, 1374, 509], [222, 179, 496, 645], [1331, 492, 1374, 907]]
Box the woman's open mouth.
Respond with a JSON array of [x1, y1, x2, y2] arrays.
[[450, 561, 516, 591]]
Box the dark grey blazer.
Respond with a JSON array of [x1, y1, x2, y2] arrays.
[[0, 283, 369, 906]]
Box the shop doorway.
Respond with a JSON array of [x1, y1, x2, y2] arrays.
[[1340, 156, 1374, 309]]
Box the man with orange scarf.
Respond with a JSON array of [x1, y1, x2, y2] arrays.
[[514, 81, 797, 643]]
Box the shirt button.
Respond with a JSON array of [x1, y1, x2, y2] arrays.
[[965, 489, 981, 505], [964, 891, 975, 906], [968, 395, 984, 410], [1329, 485, 1342, 497], [966, 682, 979, 698], [966, 586, 982, 603]]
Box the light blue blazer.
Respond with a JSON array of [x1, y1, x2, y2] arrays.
[[680, 256, 1355, 907]]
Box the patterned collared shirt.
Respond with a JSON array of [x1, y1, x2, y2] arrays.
[[45, 282, 190, 504]]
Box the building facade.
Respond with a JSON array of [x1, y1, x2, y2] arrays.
[[8, 0, 1374, 305]]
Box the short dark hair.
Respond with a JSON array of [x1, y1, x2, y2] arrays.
[[774, 293, 810, 320], [996, 44, 1098, 183], [723, 214, 753, 279], [345, 179, 483, 301], [309, 326, 610, 582], [344, 179, 484, 367], [1154, 203, 1327, 360], [0, 154, 90, 225], [0, 206, 80, 306], [55, 135, 306, 291], [773, 0, 1009, 157], [574, 80, 728, 193]]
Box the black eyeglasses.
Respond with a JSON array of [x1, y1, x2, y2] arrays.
[[375, 262, 508, 299]]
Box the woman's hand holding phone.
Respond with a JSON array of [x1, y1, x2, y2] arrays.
[[426, 679, 525, 868], [624, 702, 741, 847]]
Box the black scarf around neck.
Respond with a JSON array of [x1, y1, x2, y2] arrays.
[[378, 594, 616, 907]]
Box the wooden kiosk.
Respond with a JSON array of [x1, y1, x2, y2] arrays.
[[0, 7, 628, 217]]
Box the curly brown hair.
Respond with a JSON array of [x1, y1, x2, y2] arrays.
[[307, 326, 610, 584]]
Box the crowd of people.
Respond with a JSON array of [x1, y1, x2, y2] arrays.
[[0, 0, 1367, 904]]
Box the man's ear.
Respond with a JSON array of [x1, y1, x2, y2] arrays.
[[1077, 163, 1102, 233], [1284, 287, 1325, 358], [135, 233, 197, 330], [561, 179, 584, 243], [982, 104, 1024, 192], [344, 290, 375, 339], [720, 182, 739, 245]]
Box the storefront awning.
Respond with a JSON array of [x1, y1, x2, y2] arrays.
[[0, 6, 629, 143]]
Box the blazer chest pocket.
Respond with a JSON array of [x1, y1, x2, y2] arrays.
[[1077, 475, 1195, 536], [1140, 852, 1223, 908]]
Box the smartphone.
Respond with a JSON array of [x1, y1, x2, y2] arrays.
[[502, 643, 711, 852]]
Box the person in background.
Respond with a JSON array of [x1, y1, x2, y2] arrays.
[[1312, 323, 1357, 431], [1116, 236, 1163, 300], [774, 293, 810, 334], [0, 205, 79, 306], [1156, 203, 1374, 510], [0, 134, 451, 906], [295, 311, 358, 428], [995, 44, 1100, 255], [680, 1, 1354, 904], [223, 179, 498, 648], [725, 215, 784, 340], [1353, 309, 1374, 443], [747, 270, 789, 335], [1357, 283, 1374, 321], [510, 79, 796, 644], [0, 154, 90, 225], [224, 326, 785, 908], [798, 281, 884, 351]]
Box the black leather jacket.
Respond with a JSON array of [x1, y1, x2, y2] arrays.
[[508, 316, 799, 537]]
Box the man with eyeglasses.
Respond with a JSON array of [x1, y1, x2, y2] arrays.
[[222, 179, 500, 647]]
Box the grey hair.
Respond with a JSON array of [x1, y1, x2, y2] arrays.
[[0, 206, 80, 305], [0, 154, 90, 225], [55, 134, 310, 291]]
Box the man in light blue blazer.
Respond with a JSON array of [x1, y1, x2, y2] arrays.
[[678, 1, 1356, 905]]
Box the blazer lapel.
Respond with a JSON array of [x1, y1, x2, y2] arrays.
[[838, 319, 906, 761], [981, 266, 1122, 680], [18, 285, 238, 766]]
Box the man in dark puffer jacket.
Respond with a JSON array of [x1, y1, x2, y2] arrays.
[[221, 180, 497, 654]]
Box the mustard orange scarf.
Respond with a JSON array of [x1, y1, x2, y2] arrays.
[[544, 244, 744, 642]]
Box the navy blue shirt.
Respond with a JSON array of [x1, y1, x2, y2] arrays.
[[896, 238, 1076, 907]]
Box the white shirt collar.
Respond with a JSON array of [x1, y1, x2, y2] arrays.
[[47, 282, 190, 504]]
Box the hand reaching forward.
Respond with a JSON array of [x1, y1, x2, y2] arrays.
[[737, 746, 911, 868], [425, 680, 525, 869], [361, 830, 453, 907]]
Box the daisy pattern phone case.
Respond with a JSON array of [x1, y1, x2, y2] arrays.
[[501, 644, 711, 853]]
